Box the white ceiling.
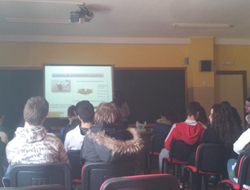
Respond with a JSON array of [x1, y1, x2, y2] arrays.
[[1, 0, 250, 44]]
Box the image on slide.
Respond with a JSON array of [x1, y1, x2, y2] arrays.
[[73, 80, 108, 102], [52, 80, 71, 92]]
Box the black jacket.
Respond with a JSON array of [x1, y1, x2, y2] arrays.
[[80, 123, 143, 163]]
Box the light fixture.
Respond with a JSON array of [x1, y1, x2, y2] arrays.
[[173, 23, 233, 28]]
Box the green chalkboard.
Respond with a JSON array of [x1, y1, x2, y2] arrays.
[[0, 68, 186, 130], [114, 69, 186, 123]]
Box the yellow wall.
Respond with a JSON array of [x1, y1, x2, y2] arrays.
[[214, 45, 250, 85], [0, 43, 189, 68]]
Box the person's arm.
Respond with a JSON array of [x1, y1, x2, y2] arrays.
[[233, 129, 250, 154], [0, 132, 8, 145], [164, 124, 176, 151]]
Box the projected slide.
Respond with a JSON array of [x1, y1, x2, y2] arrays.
[[44, 65, 113, 118]]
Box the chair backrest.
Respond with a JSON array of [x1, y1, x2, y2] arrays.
[[169, 140, 199, 162], [237, 155, 250, 187], [7, 163, 72, 190], [82, 161, 140, 190], [150, 134, 166, 153], [195, 143, 227, 173], [100, 174, 181, 190], [67, 150, 84, 180], [0, 184, 67, 190]]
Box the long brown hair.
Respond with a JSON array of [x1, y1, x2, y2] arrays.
[[210, 103, 239, 147]]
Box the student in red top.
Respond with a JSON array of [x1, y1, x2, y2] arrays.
[[159, 101, 206, 172]]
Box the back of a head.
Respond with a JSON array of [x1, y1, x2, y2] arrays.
[[198, 106, 209, 125], [246, 97, 250, 103], [23, 96, 49, 126], [211, 103, 239, 147], [94, 102, 122, 127], [186, 101, 201, 117], [76, 101, 94, 123], [161, 110, 180, 124], [220, 101, 231, 108], [67, 105, 76, 118]]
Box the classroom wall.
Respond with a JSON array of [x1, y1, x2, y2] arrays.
[[1, 38, 250, 116]]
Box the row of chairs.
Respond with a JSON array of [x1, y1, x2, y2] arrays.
[[1, 162, 181, 190], [2, 161, 139, 190], [221, 154, 250, 190], [145, 136, 231, 190], [0, 174, 181, 190]]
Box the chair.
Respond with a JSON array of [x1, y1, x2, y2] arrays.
[[0, 184, 67, 190], [145, 134, 166, 174], [81, 161, 140, 190], [162, 140, 199, 179], [183, 143, 228, 190], [221, 155, 250, 190], [67, 150, 84, 182], [3, 163, 72, 190], [100, 174, 181, 190]]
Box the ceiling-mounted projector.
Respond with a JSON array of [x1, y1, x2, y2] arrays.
[[70, 3, 94, 23]]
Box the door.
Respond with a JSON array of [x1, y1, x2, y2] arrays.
[[215, 71, 247, 127]]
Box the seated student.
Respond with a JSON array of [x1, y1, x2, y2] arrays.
[[61, 106, 81, 144], [158, 101, 206, 172], [152, 110, 175, 136], [227, 128, 250, 190], [221, 101, 243, 134], [203, 103, 240, 157], [64, 101, 94, 152], [6, 96, 69, 166], [146, 110, 178, 153], [60, 105, 78, 141], [187, 103, 240, 188], [80, 102, 144, 163]]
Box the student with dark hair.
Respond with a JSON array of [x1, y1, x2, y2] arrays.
[[60, 105, 78, 141], [203, 104, 240, 151], [64, 100, 94, 151], [158, 101, 206, 172], [220, 101, 243, 133], [152, 110, 175, 136], [6, 96, 69, 166], [197, 106, 209, 127], [80, 102, 143, 163], [61, 106, 81, 144], [187, 103, 240, 188]]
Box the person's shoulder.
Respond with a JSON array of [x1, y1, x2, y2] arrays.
[[197, 121, 207, 129]]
